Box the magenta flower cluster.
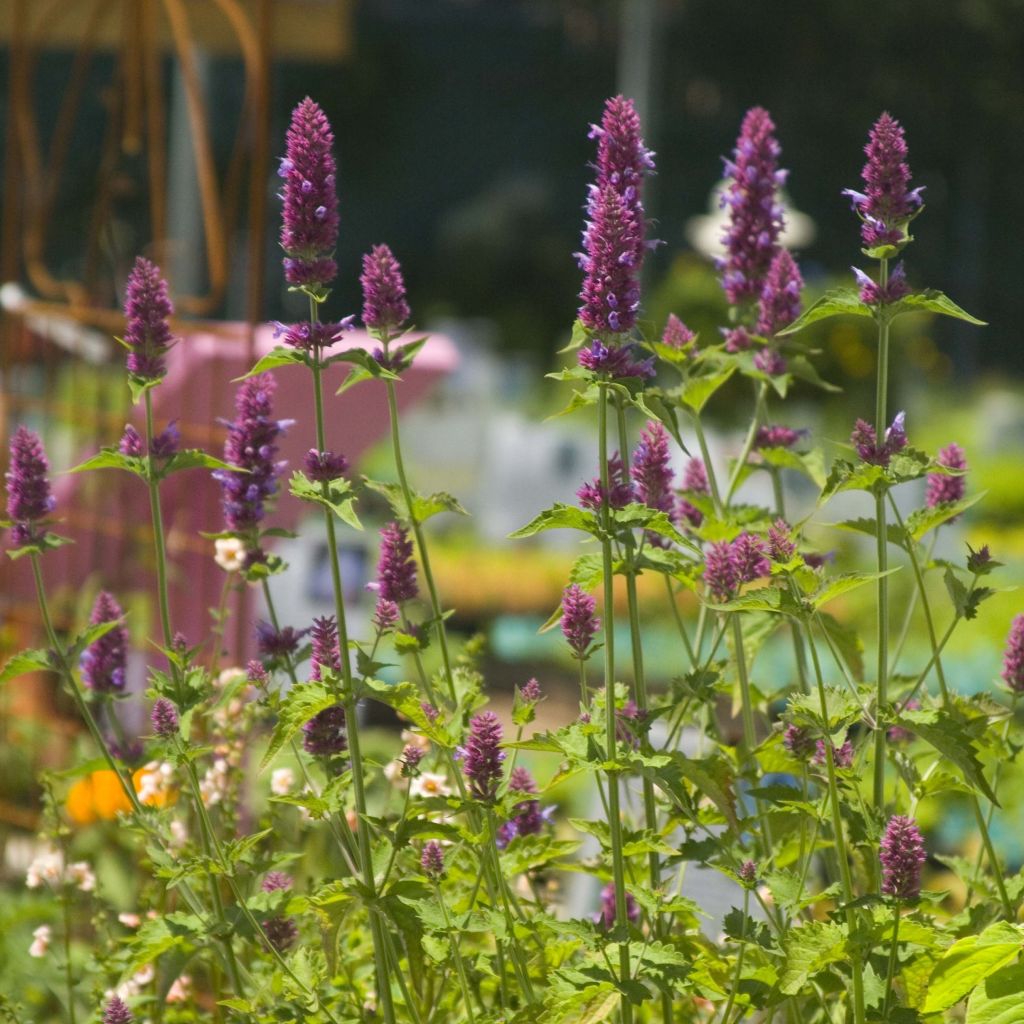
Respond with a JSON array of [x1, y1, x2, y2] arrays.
[[375, 522, 418, 604], [851, 412, 907, 466], [577, 453, 634, 512], [302, 616, 347, 756], [703, 533, 771, 602], [561, 584, 600, 659], [757, 249, 803, 336], [361, 244, 411, 334], [497, 766, 550, 847], [925, 443, 967, 510], [880, 814, 927, 900], [1002, 615, 1024, 693], [597, 883, 640, 930], [123, 257, 174, 381], [461, 711, 505, 800], [5, 426, 55, 547], [80, 591, 128, 693], [151, 697, 179, 737]]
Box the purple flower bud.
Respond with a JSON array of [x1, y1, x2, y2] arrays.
[[401, 744, 425, 776], [662, 313, 695, 350], [302, 704, 347, 757], [561, 584, 600, 660], [1001, 614, 1024, 693], [717, 107, 786, 306], [421, 840, 445, 878], [497, 766, 550, 847], [755, 424, 804, 450], [925, 443, 967, 511], [733, 532, 771, 583], [247, 659, 269, 686], [213, 374, 287, 533], [851, 412, 907, 467], [590, 95, 655, 218], [79, 591, 128, 693], [303, 448, 348, 483], [279, 99, 339, 287], [119, 425, 145, 457], [880, 814, 926, 900], [757, 249, 803, 336], [596, 882, 640, 930], [151, 697, 179, 737], [309, 616, 341, 681], [262, 872, 293, 892], [704, 541, 740, 602], [813, 738, 854, 769], [262, 915, 298, 952], [271, 319, 353, 352], [376, 522, 418, 604], [5, 426, 55, 546], [103, 997, 134, 1024], [123, 257, 174, 380], [853, 261, 911, 305], [631, 422, 674, 519], [682, 458, 709, 495], [461, 711, 505, 800], [421, 702, 440, 723], [783, 724, 815, 760], [149, 422, 180, 459], [846, 113, 923, 249], [738, 860, 757, 886], [255, 621, 308, 661], [767, 519, 797, 563], [578, 338, 654, 379], [722, 326, 752, 352], [360, 244, 411, 334], [578, 452, 634, 512], [967, 544, 992, 573], [754, 347, 787, 376], [520, 678, 542, 703], [373, 598, 400, 632]]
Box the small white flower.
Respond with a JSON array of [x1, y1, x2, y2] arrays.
[[169, 818, 189, 849], [28, 925, 51, 958], [400, 729, 430, 751], [383, 759, 404, 785], [136, 760, 173, 805], [67, 861, 96, 893], [118, 912, 142, 928], [217, 666, 246, 689], [25, 846, 63, 889], [271, 768, 295, 796], [166, 974, 192, 1003], [214, 537, 246, 573], [409, 772, 451, 799], [199, 759, 230, 808]]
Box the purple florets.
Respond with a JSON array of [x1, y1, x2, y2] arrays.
[[272, 319, 353, 352], [302, 704, 347, 757], [704, 541, 740, 602], [717, 107, 787, 306], [1001, 615, 1024, 693], [738, 860, 757, 886], [589, 95, 655, 223], [80, 591, 129, 693], [401, 744, 425, 776], [497, 766, 550, 847], [733, 532, 771, 582], [767, 519, 797, 563], [103, 997, 134, 1024], [561, 584, 600, 660], [119, 425, 145, 457], [214, 374, 288, 533], [149, 423, 180, 459], [851, 412, 907, 466], [279, 98, 339, 288], [461, 711, 505, 800], [631, 422, 674, 516], [262, 871, 293, 892], [151, 697, 179, 737], [303, 448, 348, 483], [421, 840, 445, 878], [309, 615, 341, 681], [520, 678, 542, 703], [597, 883, 640, 931], [373, 598, 400, 632], [755, 424, 804, 450], [813, 738, 854, 769], [880, 814, 926, 900], [361, 244, 411, 334], [578, 338, 654, 379], [123, 257, 174, 381], [757, 249, 803, 337], [682, 458, 709, 494], [925, 443, 967, 511], [722, 326, 753, 352], [262, 914, 298, 952], [662, 313, 695, 351], [754, 347, 787, 376], [5, 426, 55, 546], [376, 522, 418, 604], [853, 262, 911, 306], [578, 453, 634, 512], [255, 621, 308, 661], [843, 113, 923, 250], [783, 724, 815, 760]]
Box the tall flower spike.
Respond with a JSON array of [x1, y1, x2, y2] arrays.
[[925, 443, 967, 511], [577, 452, 634, 512], [309, 615, 341, 680], [151, 697, 179, 737], [123, 257, 174, 381], [103, 997, 134, 1024], [1001, 615, 1024, 693], [843, 112, 923, 249], [461, 711, 505, 800], [279, 98, 340, 288], [5, 426, 55, 547], [597, 883, 640, 930], [80, 591, 129, 693], [361, 244, 411, 334], [302, 705, 347, 757], [757, 249, 803, 336], [631, 422, 674, 515], [497, 766, 549, 847], [421, 840, 445, 878], [704, 541, 740, 602], [561, 584, 600, 659], [662, 313, 695, 351], [718, 107, 787, 306], [880, 814, 926, 900], [214, 374, 289, 534], [375, 522, 418, 604]]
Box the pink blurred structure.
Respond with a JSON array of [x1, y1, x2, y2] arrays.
[[2, 319, 457, 662]]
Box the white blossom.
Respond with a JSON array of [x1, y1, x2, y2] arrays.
[[214, 537, 246, 573], [271, 767, 295, 796], [28, 924, 51, 958]]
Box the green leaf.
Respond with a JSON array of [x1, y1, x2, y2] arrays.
[[679, 366, 736, 413], [788, 687, 862, 734], [778, 921, 848, 994], [234, 346, 307, 380], [817, 612, 865, 681], [895, 290, 987, 326], [904, 492, 985, 542], [569, 553, 604, 590], [329, 348, 400, 389], [777, 289, 872, 335], [966, 961, 1024, 1024], [127, 374, 162, 405], [161, 450, 236, 476], [637, 751, 739, 833], [923, 922, 1023, 1013], [289, 471, 362, 531], [509, 503, 602, 540], [66, 448, 145, 477], [0, 648, 52, 684], [758, 445, 828, 489], [786, 355, 842, 393], [812, 569, 900, 609], [412, 491, 469, 523], [260, 681, 337, 771]]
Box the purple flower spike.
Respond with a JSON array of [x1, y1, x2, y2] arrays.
[[263, 915, 298, 952], [361, 244, 411, 334], [738, 860, 757, 886], [103, 997, 134, 1024], [309, 615, 341, 681], [421, 840, 445, 878], [80, 591, 129, 693], [755, 424, 804, 450], [783, 724, 815, 760], [401, 744, 425, 776], [662, 313, 695, 351], [578, 338, 654, 379], [880, 814, 926, 900], [262, 871, 293, 892], [151, 697, 179, 737], [590, 95, 655, 218], [303, 448, 348, 483], [373, 598, 400, 632], [561, 584, 600, 660], [272, 319, 353, 352], [462, 711, 505, 800], [631, 422, 674, 516], [733, 532, 770, 584], [704, 541, 740, 602], [682, 458, 709, 495], [754, 347, 787, 376], [149, 423, 180, 459], [578, 452, 634, 512], [757, 249, 803, 336], [717, 107, 787, 306], [722, 326, 752, 353], [5, 426, 55, 546], [376, 522, 418, 604], [813, 738, 854, 769], [768, 519, 796, 563], [926, 443, 967, 511], [597, 883, 640, 930], [852, 412, 907, 467], [214, 374, 288, 533], [497, 766, 549, 847], [255, 621, 308, 660], [845, 113, 923, 249], [302, 704, 347, 757], [123, 257, 174, 381], [119, 425, 145, 457], [1001, 615, 1024, 693], [520, 678, 542, 703], [279, 98, 339, 288], [853, 261, 911, 305]]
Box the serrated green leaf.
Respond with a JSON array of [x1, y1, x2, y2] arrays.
[[788, 686, 862, 734], [812, 569, 900, 609], [777, 289, 873, 335], [0, 648, 53, 684], [923, 923, 1023, 1013], [509, 503, 602, 540], [66, 448, 145, 477], [758, 445, 828, 488], [904, 492, 985, 542], [289, 471, 362, 531], [895, 290, 987, 326], [778, 921, 847, 994], [966, 961, 1024, 1024], [679, 366, 736, 413], [637, 751, 739, 833], [412, 491, 469, 523], [260, 681, 337, 771], [234, 346, 307, 380], [161, 450, 236, 475]]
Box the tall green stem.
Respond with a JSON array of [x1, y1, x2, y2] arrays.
[[882, 906, 901, 1016], [598, 386, 633, 1024]]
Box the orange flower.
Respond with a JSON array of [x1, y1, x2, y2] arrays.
[[65, 766, 177, 825]]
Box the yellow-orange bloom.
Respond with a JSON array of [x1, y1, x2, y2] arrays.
[[65, 766, 177, 825]]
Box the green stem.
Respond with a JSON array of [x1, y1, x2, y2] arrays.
[[718, 888, 750, 1024], [598, 385, 633, 1024], [724, 382, 768, 504], [61, 881, 76, 1024], [143, 391, 174, 650], [691, 416, 723, 511], [882, 905, 901, 1016]]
